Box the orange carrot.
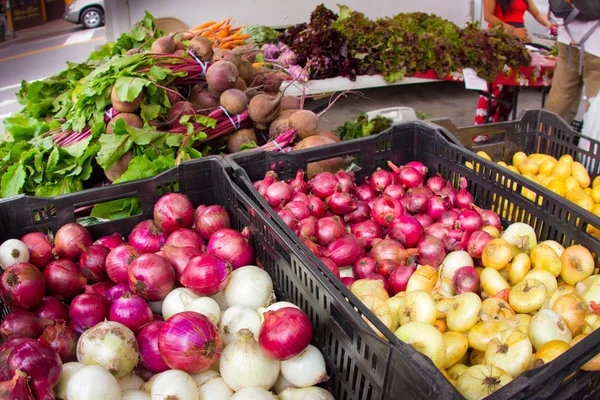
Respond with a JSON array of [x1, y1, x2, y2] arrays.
[[191, 20, 216, 32], [216, 26, 231, 40]]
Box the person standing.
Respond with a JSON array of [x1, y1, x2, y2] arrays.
[[0, 0, 14, 39]]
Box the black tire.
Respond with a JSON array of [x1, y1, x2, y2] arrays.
[[81, 7, 104, 29]]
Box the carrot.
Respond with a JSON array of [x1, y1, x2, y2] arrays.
[[205, 18, 231, 33], [219, 42, 236, 49], [221, 32, 251, 42], [216, 26, 231, 40], [191, 20, 216, 32]]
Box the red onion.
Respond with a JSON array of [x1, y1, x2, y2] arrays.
[[426, 176, 446, 193], [297, 216, 317, 240], [370, 169, 394, 192], [277, 210, 297, 231], [326, 191, 357, 216], [8, 339, 62, 400], [444, 229, 468, 252], [265, 181, 293, 208], [20, 232, 54, 270], [335, 171, 355, 193], [455, 178, 474, 209], [315, 216, 345, 246], [0, 311, 52, 340], [351, 220, 383, 249], [470, 203, 502, 230], [194, 205, 232, 240], [69, 293, 110, 332], [137, 321, 169, 373], [254, 171, 277, 196], [158, 311, 222, 373], [366, 272, 390, 292], [319, 257, 341, 279], [384, 184, 406, 200], [290, 192, 310, 206], [323, 235, 363, 268], [427, 195, 452, 221], [307, 196, 326, 218], [289, 170, 309, 194], [206, 228, 255, 270], [376, 259, 402, 279], [153, 314, 164, 322], [406, 192, 431, 214], [456, 210, 484, 233], [405, 161, 428, 179], [370, 239, 418, 265], [54, 223, 92, 261], [302, 239, 321, 257], [372, 195, 404, 228], [417, 236, 446, 268], [309, 172, 339, 199], [438, 183, 458, 205], [39, 320, 79, 363], [33, 297, 68, 322], [109, 292, 153, 333], [427, 222, 450, 241], [181, 254, 231, 296], [0, 338, 28, 380], [259, 307, 312, 361], [84, 281, 114, 299], [106, 283, 131, 303], [387, 215, 424, 249], [353, 257, 377, 279], [162, 244, 203, 278], [467, 230, 493, 259], [344, 200, 370, 223], [439, 210, 460, 227], [93, 233, 125, 250], [0, 369, 35, 399], [388, 161, 424, 189], [166, 228, 205, 249], [128, 253, 176, 301], [284, 201, 311, 221], [453, 266, 480, 294], [355, 184, 377, 202], [128, 220, 169, 254], [154, 193, 195, 234], [413, 214, 434, 230], [341, 277, 356, 288], [0, 263, 45, 310], [106, 244, 139, 284], [78, 244, 109, 283], [43, 259, 86, 301], [389, 265, 416, 295]]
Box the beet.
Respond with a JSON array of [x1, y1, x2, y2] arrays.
[[106, 113, 143, 134], [111, 85, 143, 113], [105, 151, 134, 182], [248, 93, 281, 124], [281, 96, 301, 110], [228, 129, 257, 153], [234, 77, 247, 91], [238, 59, 254, 81], [220, 89, 248, 115], [290, 110, 318, 139], [151, 35, 176, 54], [168, 101, 195, 128], [269, 110, 296, 139], [212, 48, 241, 68], [166, 87, 181, 106], [206, 61, 239, 92], [190, 84, 219, 109], [189, 35, 213, 61], [263, 72, 284, 93]]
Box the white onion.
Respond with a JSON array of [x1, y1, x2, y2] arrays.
[[141, 373, 159, 393], [121, 390, 151, 400], [441, 251, 474, 281], [220, 305, 261, 345], [151, 370, 199, 400], [394, 322, 446, 369], [272, 373, 295, 394], [279, 387, 335, 400], [257, 301, 300, 324], [529, 309, 572, 350], [148, 300, 163, 314], [280, 345, 328, 388], [447, 292, 482, 333], [55, 362, 84, 400], [77, 321, 140, 378], [339, 267, 354, 278], [456, 365, 513, 400], [191, 370, 234, 400], [184, 296, 221, 325], [230, 387, 278, 399], [66, 365, 121, 400], [162, 288, 199, 320], [484, 328, 532, 378], [397, 290, 437, 326], [541, 240, 565, 257], [220, 328, 280, 391], [118, 373, 144, 391], [225, 266, 274, 310], [211, 290, 229, 310], [0, 238, 29, 270], [501, 223, 537, 254]]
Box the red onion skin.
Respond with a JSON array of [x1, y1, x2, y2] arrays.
[[296, 216, 317, 240], [307, 196, 326, 218], [290, 192, 310, 206], [162, 244, 203, 279], [302, 239, 321, 257], [389, 265, 416, 295], [407, 192, 431, 214], [158, 311, 222, 373], [84, 281, 114, 299], [323, 235, 363, 268], [0, 338, 28, 380], [8, 339, 62, 400], [54, 223, 92, 261], [265, 181, 293, 209], [376, 259, 402, 279], [388, 162, 424, 189], [39, 320, 79, 363], [426, 196, 452, 221], [444, 229, 468, 252], [259, 307, 313, 361], [439, 211, 460, 227], [319, 257, 341, 279], [417, 236, 446, 269], [426, 176, 446, 193], [254, 171, 277, 196], [194, 205, 232, 241], [335, 171, 355, 193], [353, 257, 377, 279], [206, 229, 255, 270], [387, 216, 424, 249], [128, 254, 176, 301], [106, 244, 139, 284], [69, 293, 110, 332], [455, 178, 475, 210], [470, 203, 502, 230], [370, 169, 394, 192], [438, 185, 458, 206], [427, 222, 450, 241], [370, 240, 418, 265], [467, 230, 493, 259], [78, 244, 109, 283], [0, 369, 35, 399], [413, 214, 434, 230], [315, 216, 345, 246], [372, 195, 404, 228], [106, 283, 131, 303], [405, 161, 428, 179], [366, 273, 390, 293], [310, 172, 339, 199], [181, 254, 231, 296], [20, 232, 54, 270], [289, 170, 310, 194], [344, 200, 370, 223], [93, 233, 125, 250], [384, 184, 406, 200], [43, 260, 86, 301], [351, 221, 383, 249], [33, 297, 68, 322], [355, 184, 377, 202], [0, 311, 53, 340], [129, 220, 169, 254], [284, 201, 311, 221], [326, 191, 357, 216], [0, 263, 45, 310], [154, 193, 195, 234], [457, 210, 484, 233], [453, 266, 480, 294], [137, 321, 169, 373], [109, 292, 153, 334], [153, 314, 164, 322], [166, 228, 205, 250], [341, 277, 356, 289]]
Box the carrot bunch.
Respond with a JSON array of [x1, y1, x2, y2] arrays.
[[189, 18, 251, 49]]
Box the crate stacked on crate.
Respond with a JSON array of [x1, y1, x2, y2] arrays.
[[227, 121, 600, 399]]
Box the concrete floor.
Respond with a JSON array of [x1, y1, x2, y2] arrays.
[[315, 81, 547, 131]]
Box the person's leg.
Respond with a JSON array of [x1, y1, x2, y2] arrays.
[[583, 51, 600, 109], [544, 43, 584, 124], [0, 13, 9, 37]]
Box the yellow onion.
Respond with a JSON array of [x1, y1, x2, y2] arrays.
[[551, 293, 589, 336], [578, 275, 600, 304], [484, 328, 532, 378], [458, 349, 470, 365], [548, 285, 576, 309], [447, 293, 482, 333], [456, 365, 513, 400], [479, 298, 515, 321], [406, 265, 438, 293], [571, 334, 600, 371], [482, 226, 500, 238], [508, 279, 547, 313], [529, 309, 572, 350], [575, 275, 599, 296], [437, 278, 456, 298], [540, 240, 565, 257], [509, 314, 532, 335], [398, 290, 437, 326], [467, 320, 512, 352], [501, 223, 537, 254], [351, 279, 389, 301], [498, 268, 510, 282], [436, 297, 454, 319], [482, 239, 514, 270], [386, 295, 404, 331], [394, 322, 446, 369], [443, 332, 469, 369], [524, 269, 558, 295], [533, 340, 570, 367], [470, 349, 485, 366], [507, 253, 531, 285], [357, 294, 393, 339], [560, 245, 595, 285], [447, 363, 469, 381], [530, 244, 562, 277], [582, 314, 600, 334], [481, 268, 510, 298]]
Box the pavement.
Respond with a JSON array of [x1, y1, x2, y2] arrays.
[[0, 19, 82, 50]]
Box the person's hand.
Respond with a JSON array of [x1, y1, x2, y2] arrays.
[[548, 23, 559, 36], [512, 27, 529, 41]]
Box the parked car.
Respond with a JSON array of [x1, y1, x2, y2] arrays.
[[63, 0, 105, 29]]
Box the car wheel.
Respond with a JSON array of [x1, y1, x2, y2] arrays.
[[81, 7, 104, 29]]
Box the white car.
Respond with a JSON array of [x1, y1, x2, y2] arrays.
[[473, 0, 551, 40]]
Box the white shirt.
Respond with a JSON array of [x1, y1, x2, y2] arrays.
[[558, 19, 600, 58]]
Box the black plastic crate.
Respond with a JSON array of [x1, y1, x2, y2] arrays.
[[0, 156, 452, 400], [226, 122, 600, 399]]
